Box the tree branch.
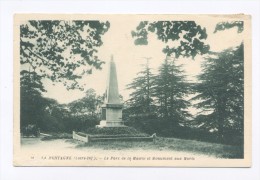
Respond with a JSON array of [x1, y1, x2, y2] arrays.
[[20, 38, 49, 63]]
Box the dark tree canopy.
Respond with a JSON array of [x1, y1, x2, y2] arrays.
[[192, 43, 244, 139], [214, 21, 244, 34], [20, 20, 110, 90], [154, 57, 192, 125], [20, 70, 49, 128], [132, 21, 210, 59], [126, 59, 155, 115], [68, 88, 103, 116]]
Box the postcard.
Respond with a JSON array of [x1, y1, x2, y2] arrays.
[[13, 14, 251, 167]]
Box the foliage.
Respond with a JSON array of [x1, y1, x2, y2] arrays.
[[191, 43, 244, 140], [214, 21, 243, 33], [41, 89, 101, 133], [85, 127, 148, 136], [20, 70, 49, 129], [20, 20, 110, 89], [125, 56, 192, 135], [132, 21, 210, 58], [126, 59, 156, 115], [124, 114, 159, 134], [68, 88, 103, 116], [20, 75, 100, 133], [153, 57, 192, 126]]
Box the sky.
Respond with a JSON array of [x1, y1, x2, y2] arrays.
[[41, 17, 244, 104]]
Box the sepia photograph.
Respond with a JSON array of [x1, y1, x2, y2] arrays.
[[13, 14, 251, 167]]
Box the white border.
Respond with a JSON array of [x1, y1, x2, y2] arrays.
[[1, 0, 260, 179]]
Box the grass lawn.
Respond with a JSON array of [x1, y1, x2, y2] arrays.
[[71, 136, 243, 159]]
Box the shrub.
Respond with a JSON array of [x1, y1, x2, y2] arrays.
[[85, 126, 148, 137]]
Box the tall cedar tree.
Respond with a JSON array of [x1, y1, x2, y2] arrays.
[[192, 43, 244, 139], [126, 60, 155, 116], [154, 57, 191, 127]]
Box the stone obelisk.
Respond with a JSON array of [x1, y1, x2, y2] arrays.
[[98, 55, 124, 127]]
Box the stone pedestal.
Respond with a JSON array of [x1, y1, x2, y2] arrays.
[[98, 104, 124, 127]]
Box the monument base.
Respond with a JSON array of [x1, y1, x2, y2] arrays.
[[96, 120, 125, 128]]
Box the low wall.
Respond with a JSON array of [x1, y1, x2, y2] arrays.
[[72, 131, 156, 143], [72, 131, 89, 143]]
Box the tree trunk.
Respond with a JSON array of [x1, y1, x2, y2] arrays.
[[216, 100, 225, 142]]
